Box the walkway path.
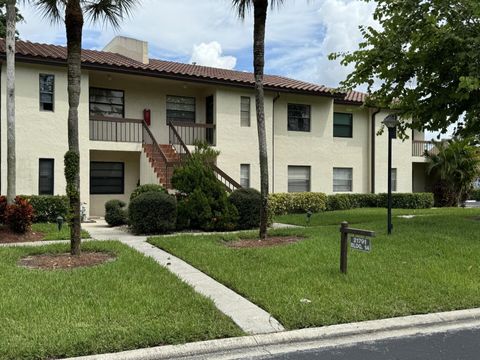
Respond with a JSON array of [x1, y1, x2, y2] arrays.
[[82, 221, 285, 335]]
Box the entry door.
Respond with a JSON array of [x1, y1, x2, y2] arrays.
[[206, 95, 214, 145]]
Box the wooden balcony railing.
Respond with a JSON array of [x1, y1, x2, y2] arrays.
[[412, 140, 437, 157], [169, 120, 215, 146], [89, 115, 143, 142]]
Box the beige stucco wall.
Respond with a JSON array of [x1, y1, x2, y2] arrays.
[[89, 150, 140, 216], [0, 63, 90, 212]]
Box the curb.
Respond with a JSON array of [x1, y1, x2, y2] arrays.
[[64, 307, 480, 360]]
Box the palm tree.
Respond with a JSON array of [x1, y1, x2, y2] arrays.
[[426, 138, 480, 207], [6, 0, 16, 205], [33, 0, 137, 255], [232, 0, 283, 240]]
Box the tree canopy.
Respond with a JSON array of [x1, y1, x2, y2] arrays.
[[331, 0, 480, 138], [0, 0, 23, 38]]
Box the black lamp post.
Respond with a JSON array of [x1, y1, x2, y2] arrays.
[[383, 114, 399, 235]]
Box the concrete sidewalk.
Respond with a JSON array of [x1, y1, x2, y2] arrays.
[[82, 221, 284, 335]]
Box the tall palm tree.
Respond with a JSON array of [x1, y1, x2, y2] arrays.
[[426, 138, 480, 207], [6, 0, 16, 205], [232, 0, 283, 240], [33, 0, 137, 255]]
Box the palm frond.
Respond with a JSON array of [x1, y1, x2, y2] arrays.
[[232, 0, 284, 20], [83, 0, 138, 29], [29, 0, 65, 24]]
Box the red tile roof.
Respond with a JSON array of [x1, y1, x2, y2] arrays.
[[0, 39, 366, 104]]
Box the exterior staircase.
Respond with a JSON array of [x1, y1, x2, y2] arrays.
[[142, 144, 180, 188]]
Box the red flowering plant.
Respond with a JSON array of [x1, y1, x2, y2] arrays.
[[6, 196, 34, 234]]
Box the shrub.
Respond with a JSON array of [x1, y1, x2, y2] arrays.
[[129, 191, 177, 234], [377, 192, 434, 209], [20, 195, 68, 223], [5, 197, 34, 234], [0, 196, 6, 224], [269, 192, 327, 216], [172, 148, 238, 231], [130, 184, 167, 202], [470, 189, 480, 201], [105, 200, 127, 227], [229, 188, 261, 230]]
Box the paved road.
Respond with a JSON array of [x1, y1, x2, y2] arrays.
[[259, 327, 480, 360]]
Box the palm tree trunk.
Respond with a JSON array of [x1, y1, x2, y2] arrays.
[[253, 0, 269, 240], [65, 0, 83, 255], [6, 0, 16, 205]]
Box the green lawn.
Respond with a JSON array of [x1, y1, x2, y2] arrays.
[[0, 241, 242, 360], [149, 207, 480, 330], [31, 223, 91, 240]]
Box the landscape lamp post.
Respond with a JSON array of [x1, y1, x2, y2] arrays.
[[383, 114, 399, 235]]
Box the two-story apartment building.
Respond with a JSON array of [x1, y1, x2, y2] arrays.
[[0, 36, 433, 216]]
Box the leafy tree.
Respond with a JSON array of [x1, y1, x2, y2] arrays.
[[426, 138, 480, 206], [331, 0, 480, 138], [232, 0, 284, 239], [0, 0, 23, 39], [32, 0, 138, 255]]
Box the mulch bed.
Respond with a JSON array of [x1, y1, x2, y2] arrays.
[[226, 236, 305, 249], [18, 252, 116, 270], [0, 226, 44, 244]]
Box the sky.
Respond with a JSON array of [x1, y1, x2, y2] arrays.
[[16, 0, 451, 139]]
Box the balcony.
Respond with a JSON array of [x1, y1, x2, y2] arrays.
[[168, 121, 216, 147], [412, 140, 437, 157], [89, 115, 143, 142]]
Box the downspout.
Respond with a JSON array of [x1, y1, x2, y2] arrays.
[[272, 92, 280, 193], [371, 108, 381, 193]]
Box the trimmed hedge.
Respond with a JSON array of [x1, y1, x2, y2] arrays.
[[130, 184, 167, 202], [269, 192, 327, 216], [105, 200, 127, 227], [21, 195, 68, 223], [229, 188, 261, 230], [129, 191, 177, 235]]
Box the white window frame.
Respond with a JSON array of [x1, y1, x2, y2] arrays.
[[240, 164, 250, 188], [333, 167, 353, 192], [288, 166, 311, 192], [240, 96, 251, 127]]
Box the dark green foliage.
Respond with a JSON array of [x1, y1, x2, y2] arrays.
[[5, 197, 34, 234], [376, 193, 434, 209], [64, 150, 80, 222], [0, 195, 6, 224], [331, 0, 480, 139], [172, 152, 238, 231], [269, 193, 328, 215], [105, 200, 127, 227], [20, 195, 68, 223], [0, 1, 23, 39], [130, 184, 167, 202], [469, 189, 480, 201], [229, 188, 261, 230], [326, 193, 434, 211], [129, 192, 177, 234]]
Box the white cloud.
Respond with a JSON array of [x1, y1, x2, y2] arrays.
[[189, 41, 237, 69]]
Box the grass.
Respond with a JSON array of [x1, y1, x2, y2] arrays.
[[0, 241, 242, 360], [31, 223, 91, 240], [149, 207, 480, 330]]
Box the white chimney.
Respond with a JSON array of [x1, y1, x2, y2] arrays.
[[103, 36, 149, 65]]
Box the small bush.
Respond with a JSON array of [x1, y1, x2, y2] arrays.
[[269, 192, 327, 216], [20, 195, 68, 223], [469, 189, 480, 201], [0, 196, 6, 224], [377, 192, 434, 209], [105, 200, 127, 227], [6, 196, 34, 234], [129, 191, 177, 234], [229, 188, 261, 230], [130, 184, 167, 202]]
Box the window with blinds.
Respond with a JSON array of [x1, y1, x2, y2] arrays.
[[288, 104, 311, 132], [241, 97, 251, 127], [333, 168, 353, 192], [288, 166, 311, 192], [39, 159, 54, 195], [240, 164, 250, 188], [166, 95, 196, 123], [89, 87, 125, 118], [391, 168, 397, 192], [333, 112, 353, 138], [90, 162, 124, 195], [40, 74, 55, 111]]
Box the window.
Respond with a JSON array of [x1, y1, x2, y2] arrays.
[[166, 95, 195, 123], [240, 164, 250, 188], [333, 168, 353, 192], [288, 166, 311, 192], [89, 87, 124, 118], [39, 159, 54, 195], [288, 104, 311, 132], [333, 112, 353, 138], [391, 168, 397, 192], [241, 97, 251, 127], [40, 74, 54, 111], [90, 162, 124, 195]]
